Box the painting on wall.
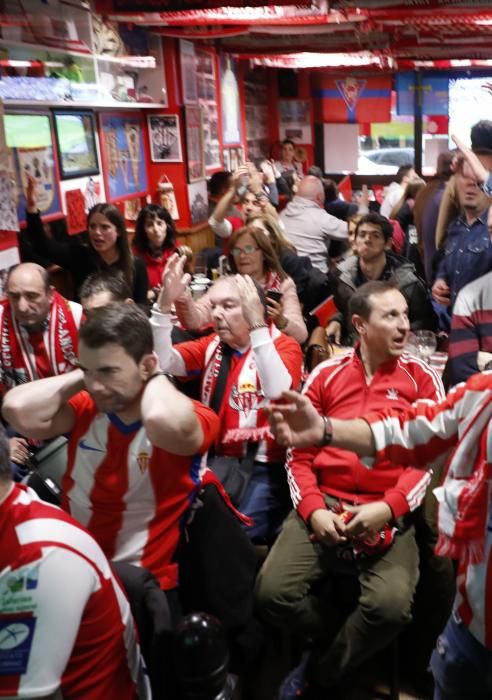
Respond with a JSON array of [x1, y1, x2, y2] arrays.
[[99, 112, 148, 201], [184, 106, 205, 183], [4, 112, 62, 224], [147, 114, 182, 163], [219, 55, 241, 146]]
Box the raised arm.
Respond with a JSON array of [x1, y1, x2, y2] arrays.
[[2, 369, 83, 439], [141, 372, 218, 455]]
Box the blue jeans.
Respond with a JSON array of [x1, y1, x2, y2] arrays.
[[238, 462, 291, 541], [430, 614, 492, 700]]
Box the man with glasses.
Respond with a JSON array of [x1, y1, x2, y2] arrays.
[[331, 212, 435, 345]]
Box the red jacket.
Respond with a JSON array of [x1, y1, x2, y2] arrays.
[[287, 348, 445, 522], [134, 247, 176, 289]]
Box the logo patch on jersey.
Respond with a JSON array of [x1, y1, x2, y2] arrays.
[[137, 452, 150, 474], [79, 439, 105, 453], [229, 384, 265, 417], [386, 388, 399, 400], [0, 618, 36, 675]]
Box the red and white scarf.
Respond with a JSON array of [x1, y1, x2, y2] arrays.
[[264, 270, 282, 293], [201, 329, 280, 448], [0, 291, 79, 390], [435, 391, 492, 565]]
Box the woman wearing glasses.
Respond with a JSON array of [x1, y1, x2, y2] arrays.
[[174, 225, 307, 343]]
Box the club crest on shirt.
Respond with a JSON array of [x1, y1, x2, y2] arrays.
[[386, 388, 399, 400], [137, 451, 150, 474], [229, 383, 265, 417]]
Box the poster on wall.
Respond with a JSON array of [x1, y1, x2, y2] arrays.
[[196, 47, 221, 172], [219, 55, 242, 146], [278, 100, 312, 144], [147, 114, 182, 163], [4, 112, 62, 224], [180, 40, 198, 105], [99, 113, 148, 201], [187, 180, 208, 226], [184, 106, 205, 183]]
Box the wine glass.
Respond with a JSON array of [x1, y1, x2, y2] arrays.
[[414, 330, 437, 363]]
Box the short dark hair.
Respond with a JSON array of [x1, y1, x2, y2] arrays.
[[208, 170, 232, 197], [79, 272, 132, 304], [395, 165, 414, 184], [349, 280, 399, 320], [282, 139, 295, 148], [79, 302, 153, 364], [323, 178, 338, 202], [0, 423, 11, 483], [307, 165, 323, 180], [471, 120, 492, 154], [134, 204, 176, 255], [355, 213, 393, 242]]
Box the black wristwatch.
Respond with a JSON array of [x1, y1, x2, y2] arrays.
[[317, 415, 333, 447]]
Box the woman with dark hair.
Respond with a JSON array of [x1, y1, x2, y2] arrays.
[[174, 224, 307, 343], [133, 204, 177, 298], [23, 178, 148, 303]]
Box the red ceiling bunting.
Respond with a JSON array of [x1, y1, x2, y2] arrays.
[[95, 0, 313, 11]]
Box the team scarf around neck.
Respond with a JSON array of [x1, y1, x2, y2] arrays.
[[434, 390, 492, 565], [264, 270, 282, 293], [0, 291, 79, 389], [201, 328, 280, 445]]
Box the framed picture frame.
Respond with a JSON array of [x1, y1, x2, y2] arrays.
[[184, 106, 205, 183], [98, 112, 148, 202], [195, 47, 221, 173], [219, 54, 242, 146], [278, 99, 313, 145], [53, 110, 99, 180], [147, 114, 183, 163], [179, 39, 198, 105], [4, 111, 63, 225]]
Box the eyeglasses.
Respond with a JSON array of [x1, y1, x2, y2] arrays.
[[231, 245, 258, 257]]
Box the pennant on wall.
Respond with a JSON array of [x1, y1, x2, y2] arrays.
[[312, 75, 392, 124]]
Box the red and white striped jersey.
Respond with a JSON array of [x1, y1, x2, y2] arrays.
[[366, 373, 492, 649], [287, 349, 445, 523], [0, 483, 150, 699], [62, 391, 219, 590]]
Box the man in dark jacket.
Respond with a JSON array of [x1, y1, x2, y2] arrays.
[[330, 213, 436, 344]]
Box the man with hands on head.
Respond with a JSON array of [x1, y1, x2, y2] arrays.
[[256, 281, 446, 700], [150, 253, 303, 540], [2, 302, 219, 601]]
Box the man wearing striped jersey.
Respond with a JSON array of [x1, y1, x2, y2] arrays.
[[0, 423, 150, 699], [257, 281, 445, 700], [2, 303, 219, 597]]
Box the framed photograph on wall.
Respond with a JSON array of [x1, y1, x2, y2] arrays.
[[4, 111, 62, 224], [184, 106, 205, 183], [196, 47, 221, 172], [187, 180, 208, 226], [53, 110, 99, 180], [147, 114, 182, 163], [219, 55, 242, 146], [278, 99, 313, 144], [180, 39, 198, 105], [99, 112, 148, 202]]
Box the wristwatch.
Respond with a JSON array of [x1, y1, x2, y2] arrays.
[[317, 415, 333, 447]]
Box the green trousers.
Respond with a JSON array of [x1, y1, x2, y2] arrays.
[[255, 501, 420, 688]]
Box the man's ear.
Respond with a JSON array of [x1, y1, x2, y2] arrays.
[[140, 352, 159, 380], [351, 313, 366, 336], [124, 298, 134, 305], [48, 285, 55, 303]]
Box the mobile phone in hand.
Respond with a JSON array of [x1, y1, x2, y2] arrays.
[[266, 291, 283, 304]]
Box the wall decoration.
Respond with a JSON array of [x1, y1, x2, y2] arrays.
[[278, 99, 312, 144], [123, 198, 141, 221], [157, 174, 180, 220], [65, 189, 87, 235], [222, 146, 244, 173], [184, 106, 205, 183], [179, 40, 198, 105], [219, 55, 242, 145], [187, 180, 208, 226], [4, 112, 62, 224], [244, 67, 270, 159], [147, 114, 182, 163], [99, 113, 148, 201], [83, 176, 102, 212], [53, 110, 99, 180], [312, 75, 392, 124], [196, 47, 221, 172]]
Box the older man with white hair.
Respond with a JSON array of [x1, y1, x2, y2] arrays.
[[280, 175, 350, 273]]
